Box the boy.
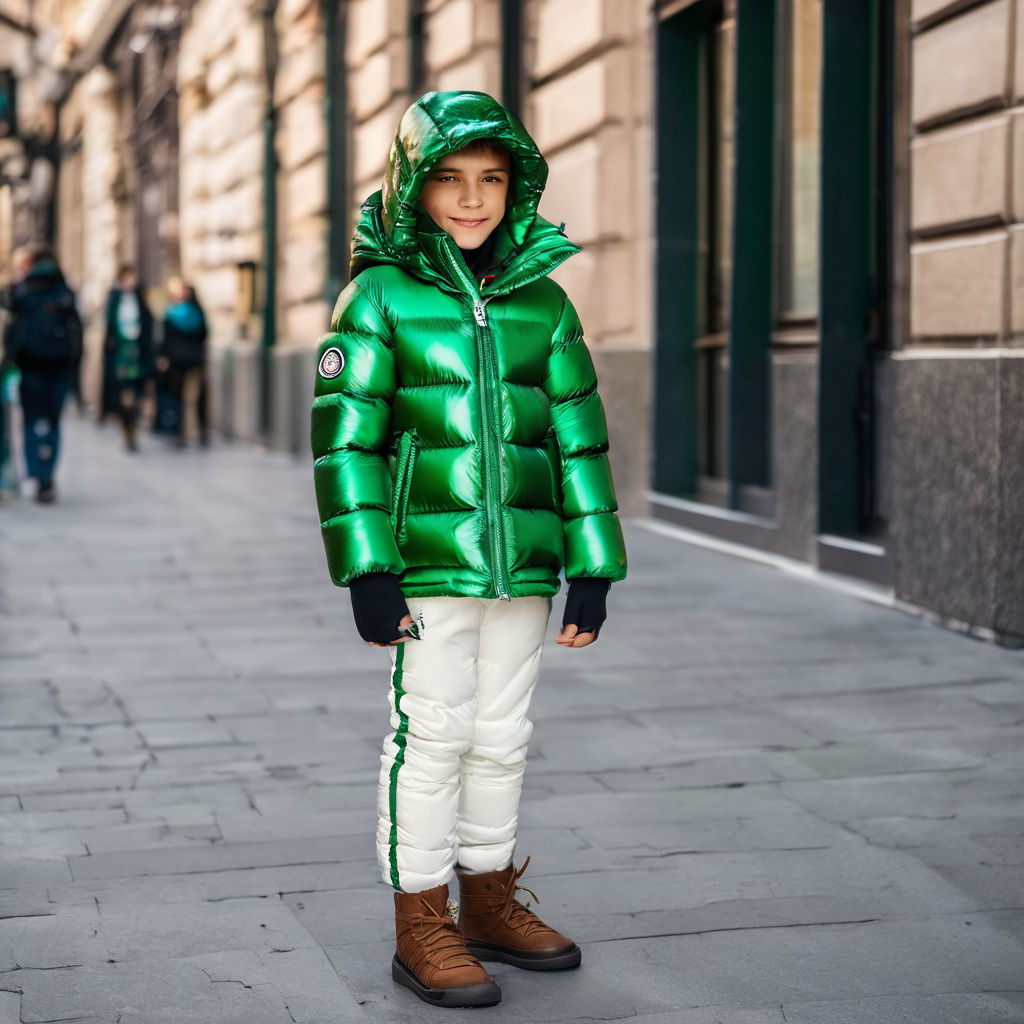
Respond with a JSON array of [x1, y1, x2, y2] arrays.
[[311, 91, 626, 1008]]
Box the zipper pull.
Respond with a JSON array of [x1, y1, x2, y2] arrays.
[[473, 301, 488, 326]]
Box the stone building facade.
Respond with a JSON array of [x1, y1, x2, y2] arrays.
[[647, 0, 1023, 646], [1, 0, 1021, 643], [894, 0, 1024, 640]]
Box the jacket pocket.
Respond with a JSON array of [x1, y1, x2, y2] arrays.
[[543, 429, 563, 515], [390, 430, 418, 544]]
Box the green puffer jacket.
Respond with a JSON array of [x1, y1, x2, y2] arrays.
[[311, 91, 627, 599]]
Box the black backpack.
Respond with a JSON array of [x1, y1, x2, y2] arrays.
[[17, 286, 83, 367]]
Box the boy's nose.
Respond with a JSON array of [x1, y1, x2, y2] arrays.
[[460, 190, 483, 208]]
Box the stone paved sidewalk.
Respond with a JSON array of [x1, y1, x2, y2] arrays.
[[1, 416, 1023, 1024]]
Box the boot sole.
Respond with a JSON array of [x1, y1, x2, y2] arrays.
[[391, 954, 502, 1007], [465, 940, 582, 971]]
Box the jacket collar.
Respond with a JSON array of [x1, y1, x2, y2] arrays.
[[352, 193, 578, 299]]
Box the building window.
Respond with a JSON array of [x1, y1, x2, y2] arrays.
[[696, 5, 735, 494], [776, 0, 821, 321], [703, 12, 735, 339]]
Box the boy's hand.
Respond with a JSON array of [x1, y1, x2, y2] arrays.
[[389, 613, 417, 646], [349, 573, 416, 646], [558, 578, 611, 649], [556, 623, 598, 648]]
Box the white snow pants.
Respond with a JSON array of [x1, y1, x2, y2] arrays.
[[376, 595, 550, 893]]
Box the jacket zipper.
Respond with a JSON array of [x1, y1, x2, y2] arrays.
[[473, 297, 511, 600], [390, 430, 418, 544], [443, 244, 511, 599]]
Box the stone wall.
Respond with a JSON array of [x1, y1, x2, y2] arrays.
[[884, 0, 1024, 642], [424, 0, 501, 94], [276, 0, 330, 350], [178, 0, 266, 354], [522, 0, 653, 515], [888, 352, 1024, 642], [346, 0, 412, 230], [909, 0, 1022, 344]]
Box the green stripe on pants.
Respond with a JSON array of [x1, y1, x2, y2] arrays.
[[388, 642, 409, 890]]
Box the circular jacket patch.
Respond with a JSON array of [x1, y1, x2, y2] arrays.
[[319, 347, 344, 379]]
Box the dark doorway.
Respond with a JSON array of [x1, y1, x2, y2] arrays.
[[818, 0, 890, 541], [653, 0, 725, 501]]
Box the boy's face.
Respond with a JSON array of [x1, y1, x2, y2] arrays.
[[419, 145, 510, 250]]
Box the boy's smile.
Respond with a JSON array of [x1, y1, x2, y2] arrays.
[[419, 145, 510, 250]]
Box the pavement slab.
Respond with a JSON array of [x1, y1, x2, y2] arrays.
[[0, 992, 20, 1024], [11, 949, 355, 1024], [1, 418, 1023, 1023]]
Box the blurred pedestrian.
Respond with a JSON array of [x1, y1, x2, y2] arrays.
[[0, 247, 33, 501], [311, 92, 627, 1008], [0, 242, 82, 503], [159, 276, 208, 448], [103, 264, 154, 452]]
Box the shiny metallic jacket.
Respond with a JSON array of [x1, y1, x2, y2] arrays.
[[311, 91, 627, 599]]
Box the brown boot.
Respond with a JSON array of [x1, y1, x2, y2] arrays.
[[393, 884, 502, 1007], [457, 857, 582, 970]]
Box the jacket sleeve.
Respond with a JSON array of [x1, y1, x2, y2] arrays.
[[543, 292, 627, 582], [311, 278, 403, 587]]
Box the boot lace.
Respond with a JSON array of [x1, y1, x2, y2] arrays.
[[411, 894, 481, 968], [497, 857, 553, 938]]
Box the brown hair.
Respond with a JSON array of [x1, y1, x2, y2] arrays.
[[455, 138, 510, 165]]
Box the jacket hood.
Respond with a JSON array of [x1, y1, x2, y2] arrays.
[[351, 91, 577, 290]]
